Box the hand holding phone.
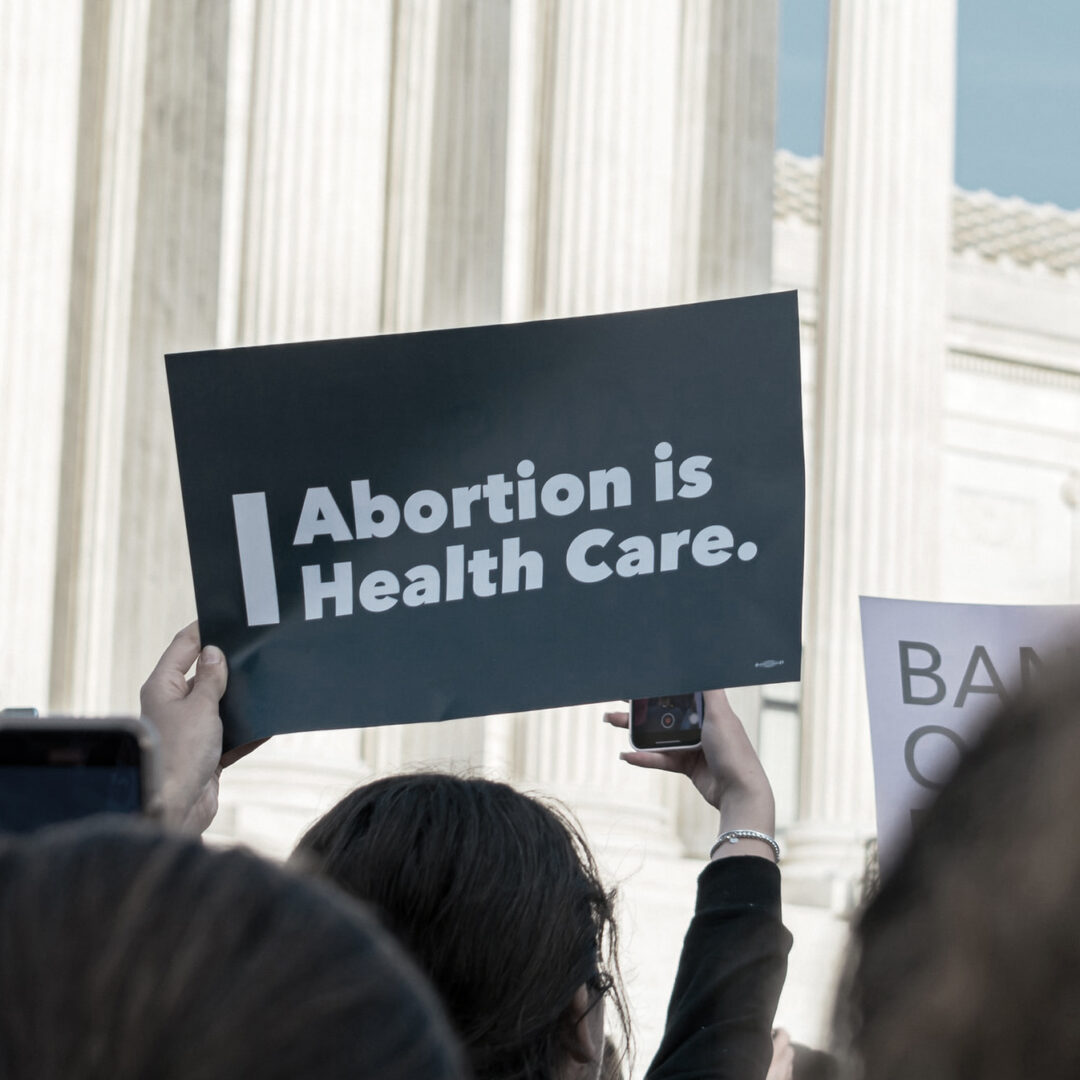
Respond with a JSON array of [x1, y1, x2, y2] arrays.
[[606, 690, 776, 850], [628, 693, 703, 751], [0, 716, 159, 834]]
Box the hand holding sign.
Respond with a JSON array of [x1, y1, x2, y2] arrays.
[[139, 624, 266, 833], [139, 623, 227, 833]]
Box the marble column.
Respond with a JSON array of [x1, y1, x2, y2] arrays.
[[528, 0, 683, 318], [787, 0, 956, 907], [671, 0, 778, 302], [214, 1, 515, 839], [228, 0, 393, 347], [377, 0, 516, 779], [209, 0, 397, 832], [0, 2, 82, 712], [422, 0, 512, 329], [1064, 470, 1080, 601], [668, 0, 778, 848], [506, 0, 778, 851], [50, 0, 229, 714], [206, 728, 373, 859], [516, 702, 681, 857], [381, 0, 512, 333], [510, 0, 683, 836]]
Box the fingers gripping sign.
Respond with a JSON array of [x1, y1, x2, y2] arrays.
[[140, 622, 231, 834]]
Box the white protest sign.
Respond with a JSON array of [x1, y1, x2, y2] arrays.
[[860, 596, 1080, 873]]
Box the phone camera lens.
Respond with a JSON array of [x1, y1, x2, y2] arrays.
[[660, 712, 675, 729]]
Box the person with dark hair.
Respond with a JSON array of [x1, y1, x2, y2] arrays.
[[296, 689, 791, 1080], [296, 771, 623, 1080], [836, 658, 1080, 1080], [137, 625, 789, 1080], [0, 819, 466, 1080]]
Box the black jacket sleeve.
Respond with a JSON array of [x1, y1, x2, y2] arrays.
[[644, 856, 791, 1080]]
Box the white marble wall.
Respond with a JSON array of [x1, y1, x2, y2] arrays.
[[228, 0, 393, 346], [766, 121, 1080, 1063], [10, 0, 1080, 1057], [204, 1, 779, 862], [0, 2, 82, 712], [49, 0, 229, 715], [787, 0, 958, 906]]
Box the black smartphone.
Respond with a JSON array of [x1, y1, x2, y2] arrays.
[[0, 717, 159, 834], [629, 692, 704, 751]]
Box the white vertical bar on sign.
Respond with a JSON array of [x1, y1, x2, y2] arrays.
[[232, 492, 281, 626]]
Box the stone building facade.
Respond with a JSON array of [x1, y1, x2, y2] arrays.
[[3, 0, 1079, 1061]]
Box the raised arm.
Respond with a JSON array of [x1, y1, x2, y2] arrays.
[[606, 691, 790, 1080], [613, 689, 776, 861]]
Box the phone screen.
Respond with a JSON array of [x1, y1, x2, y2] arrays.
[[0, 729, 144, 833], [630, 693, 703, 750]]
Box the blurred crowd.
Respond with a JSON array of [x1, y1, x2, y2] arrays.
[[3, 620, 1078, 1080]]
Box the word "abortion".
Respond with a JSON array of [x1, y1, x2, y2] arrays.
[[292, 444, 713, 546]]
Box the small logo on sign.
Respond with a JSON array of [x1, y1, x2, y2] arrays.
[[754, 659, 785, 669]]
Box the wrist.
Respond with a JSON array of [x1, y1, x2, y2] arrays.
[[158, 776, 197, 830], [709, 828, 780, 863], [717, 789, 775, 836]]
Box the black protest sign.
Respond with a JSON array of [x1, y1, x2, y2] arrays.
[[166, 292, 804, 747]]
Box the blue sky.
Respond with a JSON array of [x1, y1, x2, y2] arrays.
[[777, 0, 1080, 210]]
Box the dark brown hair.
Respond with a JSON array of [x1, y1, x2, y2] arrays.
[[0, 819, 465, 1080], [838, 658, 1080, 1080], [295, 772, 630, 1080]]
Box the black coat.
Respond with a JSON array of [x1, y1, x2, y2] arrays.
[[646, 857, 791, 1080]]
